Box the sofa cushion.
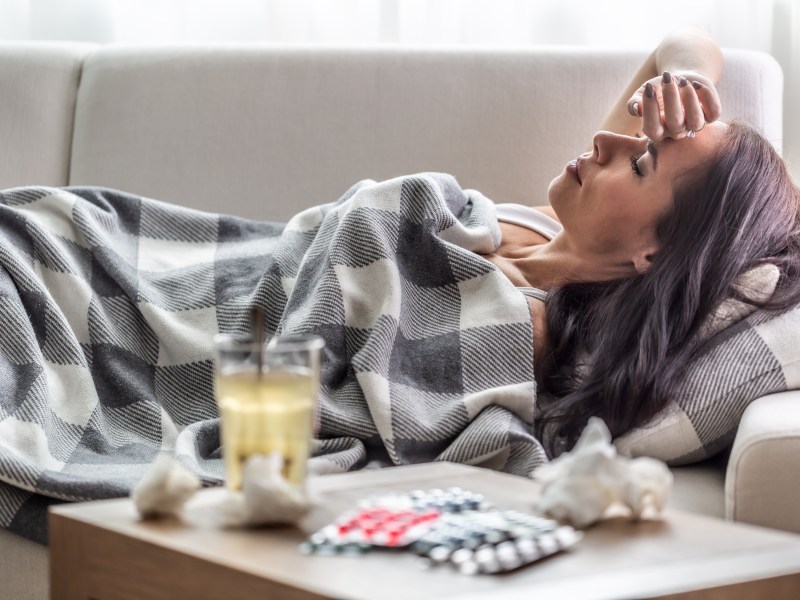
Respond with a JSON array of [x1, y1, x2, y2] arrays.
[[67, 47, 635, 221], [68, 47, 781, 223], [0, 527, 48, 600], [670, 458, 727, 518], [0, 43, 93, 189]]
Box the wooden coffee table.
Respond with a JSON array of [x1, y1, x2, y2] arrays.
[[50, 462, 800, 599]]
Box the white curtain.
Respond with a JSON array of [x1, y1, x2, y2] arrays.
[[0, 0, 798, 175], [0, 0, 788, 47]]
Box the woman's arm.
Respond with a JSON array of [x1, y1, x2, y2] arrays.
[[597, 27, 723, 138]]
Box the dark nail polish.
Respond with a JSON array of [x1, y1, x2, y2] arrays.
[[645, 82, 654, 98], [662, 71, 672, 84], [679, 77, 689, 87], [692, 80, 703, 90]]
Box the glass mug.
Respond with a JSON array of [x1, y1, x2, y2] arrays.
[[213, 334, 324, 491]]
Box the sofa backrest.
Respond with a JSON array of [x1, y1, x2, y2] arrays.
[[0, 43, 92, 190], [0, 44, 784, 222]]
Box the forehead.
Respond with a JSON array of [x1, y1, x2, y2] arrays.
[[651, 122, 728, 172]]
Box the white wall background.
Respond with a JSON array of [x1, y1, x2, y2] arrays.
[[1, 0, 798, 177]]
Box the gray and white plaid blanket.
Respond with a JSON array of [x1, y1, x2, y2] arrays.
[[0, 174, 545, 543], [4, 175, 796, 544]]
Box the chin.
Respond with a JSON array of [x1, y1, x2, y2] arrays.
[[547, 175, 568, 219]]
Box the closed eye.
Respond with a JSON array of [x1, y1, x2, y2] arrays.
[[630, 154, 644, 177]]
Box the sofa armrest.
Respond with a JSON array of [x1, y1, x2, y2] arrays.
[[726, 391, 800, 533]]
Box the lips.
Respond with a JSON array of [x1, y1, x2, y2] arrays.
[[566, 157, 583, 185]]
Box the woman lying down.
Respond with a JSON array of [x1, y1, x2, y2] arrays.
[[0, 29, 798, 543], [489, 28, 800, 455]]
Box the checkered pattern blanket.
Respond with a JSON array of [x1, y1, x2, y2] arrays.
[[0, 175, 544, 543]]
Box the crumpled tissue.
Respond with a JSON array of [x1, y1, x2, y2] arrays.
[[132, 454, 201, 519], [221, 453, 312, 527], [132, 453, 311, 526], [532, 417, 673, 528]]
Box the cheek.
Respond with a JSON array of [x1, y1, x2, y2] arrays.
[[606, 199, 668, 254], [597, 176, 662, 222], [625, 185, 672, 232], [583, 185, 659, 252]]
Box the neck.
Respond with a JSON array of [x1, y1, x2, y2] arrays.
[[514, 233, 636, 289]]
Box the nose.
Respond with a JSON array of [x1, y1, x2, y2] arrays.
[[592, 130, 643, 166]]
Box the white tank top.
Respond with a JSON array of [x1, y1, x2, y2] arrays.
[[495, 203, 563, 239], [495, 203, 563, 302]]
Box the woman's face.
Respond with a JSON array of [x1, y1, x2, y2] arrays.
[[548, 122, 728, 272]]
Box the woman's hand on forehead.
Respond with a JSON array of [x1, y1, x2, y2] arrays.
[[627, 70, 722, 142]]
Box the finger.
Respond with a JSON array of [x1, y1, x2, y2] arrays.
[[680, 77, 705, 132], [692, 80, 722, 122], [660, 72, 684, 135], [641, 82, 664, 140]]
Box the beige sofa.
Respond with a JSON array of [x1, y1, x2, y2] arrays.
[[0, 42, 797, 600]]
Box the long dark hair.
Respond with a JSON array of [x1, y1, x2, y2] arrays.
[[537, 120, 800, 456]]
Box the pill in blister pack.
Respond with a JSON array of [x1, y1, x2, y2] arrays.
[[300, 506, 442, 554], [405, 487, 490, 513], [300, 488, 488, 553], [410, 511, 582, 575], [335, 506, 440, 547], [299, 488, 582, 574], [359, 487, 490, 514]]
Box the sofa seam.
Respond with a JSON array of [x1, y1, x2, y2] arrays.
[[65, 47, 94, 186]]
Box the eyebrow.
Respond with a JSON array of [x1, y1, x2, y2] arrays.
[[647, 138, 659, 172]]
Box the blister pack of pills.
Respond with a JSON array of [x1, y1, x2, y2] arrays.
[[299, 487, 582, 574], [410, 510, 581, 575]]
